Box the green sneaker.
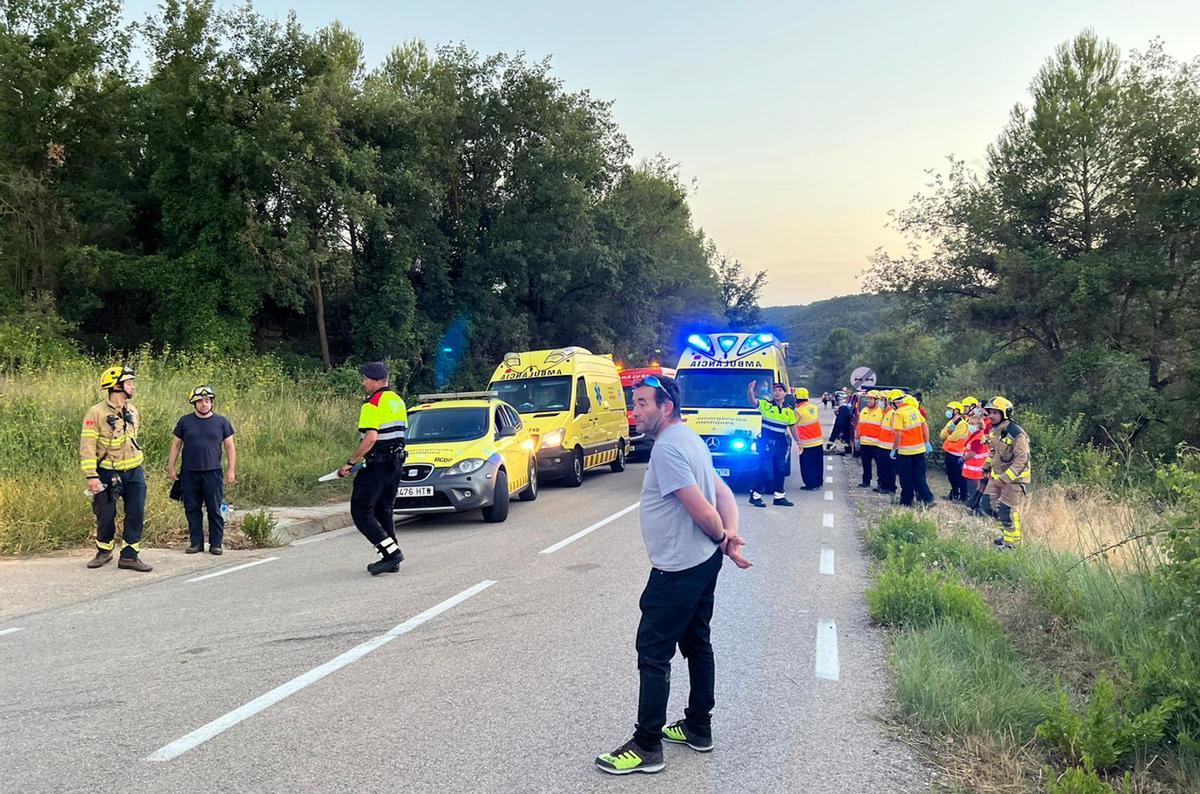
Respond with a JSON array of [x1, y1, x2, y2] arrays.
[[594, 739, 664, 775], [662, 719, 714, 752]]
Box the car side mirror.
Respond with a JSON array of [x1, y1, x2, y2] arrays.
[[497, 425, 518, 438], [575, 395, 591, 416]]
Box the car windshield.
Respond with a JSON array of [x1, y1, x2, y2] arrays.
[[406, 407, 489, 443], [488, 376, 572, 414], [677, 369, 776, 409]]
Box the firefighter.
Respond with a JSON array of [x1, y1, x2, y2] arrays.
[[873, 389, 902, 495], [793, 387, 824, 490], [748, 380, 796, 508], [337, 362, 409, 575], [940, 401, 969, 500], [80, 365, 152, 571], [891, 394, 934, 506], [856, 390, 883, 488], [983, 396, 1030, 548]]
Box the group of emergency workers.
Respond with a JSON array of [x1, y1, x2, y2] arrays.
[[747, 383, 825, 508], [853, 389, 1031, 547]]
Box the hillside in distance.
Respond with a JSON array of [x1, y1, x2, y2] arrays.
[[761, 293, 900, 366]]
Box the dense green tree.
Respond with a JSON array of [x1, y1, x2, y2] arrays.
[[813, 327, 859, 391]]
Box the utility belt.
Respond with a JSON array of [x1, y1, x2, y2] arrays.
[[365, 446, 407, 465]]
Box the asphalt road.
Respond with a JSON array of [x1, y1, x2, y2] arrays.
[[0, 407, 927, 793]]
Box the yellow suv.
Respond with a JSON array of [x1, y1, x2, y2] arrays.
[[393, 392, 537, 523]]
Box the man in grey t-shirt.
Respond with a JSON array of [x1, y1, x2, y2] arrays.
[[596, 375, 750, 776]]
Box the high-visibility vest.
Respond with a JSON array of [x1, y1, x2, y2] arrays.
[[880, 407, 895, 449], [795, 402, 823, 448], [941, 417, 968, 456], [895, 406, 926, 456], [857, 406, 882, 447], [359, 388, 408, 451], [961, 429, 989, 480], [757, 398, 796, 439]]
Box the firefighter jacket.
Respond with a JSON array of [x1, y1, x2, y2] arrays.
[[80, 399, 144, 478], [987, 419, 1031, 484]]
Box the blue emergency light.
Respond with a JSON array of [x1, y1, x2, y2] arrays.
[[687, 333, 713, 354]]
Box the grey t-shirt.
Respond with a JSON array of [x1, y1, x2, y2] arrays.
[[640, 422, 721, 572]]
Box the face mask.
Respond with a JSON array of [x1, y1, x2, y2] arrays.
[[969, 423, 980, 432], [945, 410, 953, 419]]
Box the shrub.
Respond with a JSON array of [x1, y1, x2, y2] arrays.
[[1044, 760, 1133, 794], [1037, 673, 1183, 770], [865, 510, 937, 560], [240, 509, 279, 548], [867, 559, 996, 630]]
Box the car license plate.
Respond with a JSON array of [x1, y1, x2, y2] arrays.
[[715, 468, 731, 477], [396, 487, 434, 498]]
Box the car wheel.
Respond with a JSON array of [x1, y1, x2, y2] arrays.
[[482, 469, 510, 522], [564, 448, 584, 488], [518, 460, 538, 501], [610, 442, 627, 473]]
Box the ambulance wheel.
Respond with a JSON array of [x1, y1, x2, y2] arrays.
[[482, 470, 510, 522], [518, 460, 538, 501], [610, 442, 627, 473], [564, 449, 585, 488]]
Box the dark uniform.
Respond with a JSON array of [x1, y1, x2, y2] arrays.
[[750, 396, 796, 507], [349, 365, 408, 574]]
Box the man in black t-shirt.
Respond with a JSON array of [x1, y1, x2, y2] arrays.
[[167, 386, 237, 554]]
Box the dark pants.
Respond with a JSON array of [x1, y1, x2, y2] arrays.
[[350, 457, 403, 546], [799, 445, 824, 488], [876, 449, 896, 492], [829, 416, 853, 446], [93, 466, 146, 558], [897, 454, 934, 506], [944, 454, 964, 499], [634, 549, 722, 751], [756, 435, 789, 496], [182, 469, 224, 548], [860, 444, 876, 486], [962, 478, 980, 508]]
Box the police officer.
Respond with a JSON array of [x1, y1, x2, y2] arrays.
[[338, 362, 408, 575], [748, 380, 796, 508], [80, 365, 152, 571], [982, 396, 1031, 548]]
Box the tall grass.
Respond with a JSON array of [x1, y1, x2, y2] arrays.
[[0, 349, 358, 553]]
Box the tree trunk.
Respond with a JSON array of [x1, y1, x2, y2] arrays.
[[313, 261, 332, 370]]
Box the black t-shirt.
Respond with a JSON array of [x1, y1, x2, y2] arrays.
[[173, 413, 235, 472]]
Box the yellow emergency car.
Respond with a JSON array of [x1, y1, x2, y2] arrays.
[[392, 392, 537, 523], [487, 347, 629, 486], [674, 332, 791, 481]]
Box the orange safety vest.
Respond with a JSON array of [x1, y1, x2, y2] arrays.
[[857, 405, 882, 447], [795, 402, 823, 448], [961, 429, 989, 480], [895, 406, 926, 456], [941, 417, 968, 456]]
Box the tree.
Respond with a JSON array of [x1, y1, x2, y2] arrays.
[[714, 250, 766, 328], [813, 327, 859, 391]]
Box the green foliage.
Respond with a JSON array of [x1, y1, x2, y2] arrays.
[[812, 327, 859, 392], [760, 294, 899, 368], [868, 558, 996, 630], [892, 620, 1049, 740], [239, 509, 279, 548], [864, 510, 938, 559], [1038, 674, 1183, 770], [1044, 759, 1133, 794]]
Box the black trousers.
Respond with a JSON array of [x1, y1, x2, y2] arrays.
[[93, 467, 145, 558], [182, 469, 224, 547], [944, 454, 964, 499], [897, 453, 934, 506], [756, 435, 789, 496], [876, 449, 896, 492], [350, 457, 403, 546], [799, 445, 824, 488], [962, 478, 980, 507], [860, 444, 876, 486], [635, 549, 722, 751]]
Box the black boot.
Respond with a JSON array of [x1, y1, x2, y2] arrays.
[[118, 554, 153, 572], [86, 549, 113, 568], [748, 493, 766, 508], [367, 537, 404, 575]]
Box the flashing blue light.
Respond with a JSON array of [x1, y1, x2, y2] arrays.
[[758, 333, 774, 343], [687, 333, 713, 354], [719, 336, 736, 351], [730, 438, 748, 452]]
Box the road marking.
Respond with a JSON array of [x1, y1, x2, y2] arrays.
[[824, 491, 834, 501], [822, 512, 834, 528], [825, 463, 832, 471], [186, 557, 279, 583], [0, 627, 23, 637], [148, 580, 496, 762], [291, 527, 356, 546], [539, 502, 640, 555], [820, 547, 835, 575], [815, 619, 840, 680]]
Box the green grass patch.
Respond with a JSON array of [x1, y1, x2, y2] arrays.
[[867, 557, 996, 630], [864, 509, 937, 560]]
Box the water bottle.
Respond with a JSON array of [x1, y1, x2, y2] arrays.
[[84, 483, 107, 498], [220, 501, 231, 517]]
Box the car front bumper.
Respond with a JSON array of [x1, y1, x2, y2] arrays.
[[393, 463, 501, 514]]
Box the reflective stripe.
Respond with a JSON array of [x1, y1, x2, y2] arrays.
[[80, 458, 98, 471], [96, 540, 115, 551], [121, 540, 141, 551], [100, 454, 144, 471], [80, 430, 99, 439], [895, 407, 925, 455]]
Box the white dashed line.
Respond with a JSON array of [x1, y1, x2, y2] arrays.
[[815, 619, 840, 680], [824, 491, 834, 501], [0, 627, 24, 637], [186, 557, 279, 583], [820, 547, 835, 575], [147, 580, 496, 761], [540, 502, 640, 555], [822, 512, 834, 528], [826, 464, 833, 471]]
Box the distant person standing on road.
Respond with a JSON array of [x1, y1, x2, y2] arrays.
[[856, 390, 883, 489], [748, 379, 796, 508], [167, 386, 236, 555], [595, 374, 750, 776], [794, 388, 824, 489]]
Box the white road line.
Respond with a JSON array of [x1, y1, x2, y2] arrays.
[[147, 579, 496, 762], [820, 547, 835, 575], [291, 527, 356, 546], [539, 502, 640, 555], [186, 557, 279, 583], [815, 619, 840, 680], [824, 491, 834, 501], [822, 512, 834, 528], [0, 627, 24, 637], [825, 464, 833, 471]]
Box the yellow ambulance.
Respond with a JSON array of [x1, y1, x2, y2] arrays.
[[487, 347, 629, 486], [674, 332, 791, 481]]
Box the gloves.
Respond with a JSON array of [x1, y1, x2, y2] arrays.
[[889, 449, 897, 460], [925, 442, 934, 453]]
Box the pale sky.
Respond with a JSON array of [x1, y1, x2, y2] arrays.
[[126, 0, 1200, 306]]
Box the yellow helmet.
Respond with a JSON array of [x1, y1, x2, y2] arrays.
[[887, 388, 904, 401], [961, 396, 980, 408], [794, 387, 810, 400], [189, 385, 216, 404], [902, 395, 919, 408], [947, 400, 964, 412], [984, 395, 1014, 420], [867, 390, 881, 398], [99, 365, 136, 391]]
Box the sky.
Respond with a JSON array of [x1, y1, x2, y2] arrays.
[[125, 0, 1200, 306]]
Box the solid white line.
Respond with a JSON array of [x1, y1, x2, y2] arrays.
[[820, 547, 835, 575], [147, 580, 496, 762], [0, 627, 23, 637], [824, 491, 834, 501], [186, 557, 279, 583], [815, 619, 840, 680], [822, 512, 834, 528], [539, 502, 640, 555], [290, 527, 356, 546]]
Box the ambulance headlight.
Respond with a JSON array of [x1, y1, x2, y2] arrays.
[[541, 429, 565, 448], [447, 458, 486, 475]]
